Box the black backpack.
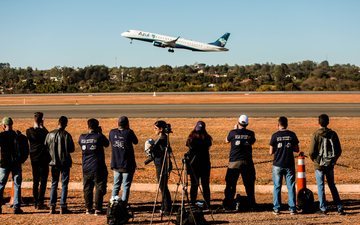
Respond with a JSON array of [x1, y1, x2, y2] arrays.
[[14, 130, 29, 164], [297, 188, 315, 213], [176, 206, 207, 225], [107, 199, 132, 225]]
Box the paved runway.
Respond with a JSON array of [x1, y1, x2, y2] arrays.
[[1, 103, 359, 118]]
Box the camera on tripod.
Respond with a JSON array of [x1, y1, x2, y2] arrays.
[[163, 123, 172, 134]]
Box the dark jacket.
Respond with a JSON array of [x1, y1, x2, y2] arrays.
[[0, 130, 29, 168], [26, 126, 50, 164], [109, 128, 138, 173], [79, 131, 109, 174], [45, 128, 75, 168], [185, 133, 212, 173], [309, 127, 342, 170]]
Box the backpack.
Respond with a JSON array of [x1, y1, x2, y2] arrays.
[[14, 130, 29, 164], [107, 198, 132, 225], [318, 132, 337, 167], [176, 206, 207, 225], [297, 188, 315, 213]]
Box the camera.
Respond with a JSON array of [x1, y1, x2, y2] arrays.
[[144, 138, 155, 165], [164, 123, 172, 134]]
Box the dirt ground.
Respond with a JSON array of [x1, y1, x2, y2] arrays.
[[0, 189, 359, 225]]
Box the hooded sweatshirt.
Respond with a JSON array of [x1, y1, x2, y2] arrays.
[[309, 127, 342, 170]]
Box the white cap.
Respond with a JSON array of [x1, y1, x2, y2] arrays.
[[238, 115, 248, 125]]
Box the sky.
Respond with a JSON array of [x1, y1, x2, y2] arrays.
[[1, 0, 360, 69]]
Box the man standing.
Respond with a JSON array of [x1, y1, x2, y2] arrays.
[[223, 115, 256, 211], [79, 118, 109, 215], [309, 114, 344, 215], [0, 117, 29, 214], [45, 116, 75, 214], [109, 116, 138, 206], [269, 116, 299, 215], [26, 112, 50, 209]]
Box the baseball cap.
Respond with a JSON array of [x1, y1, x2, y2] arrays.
[[238, 115, 248, 125], [195, 121, 206, 132], [2, 117, 13, 126], [118, 116, 129, 127]]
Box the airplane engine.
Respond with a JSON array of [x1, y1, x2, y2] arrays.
[[153, 41, 166, 48]]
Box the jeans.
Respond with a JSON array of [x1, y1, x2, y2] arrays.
[[224, 163, 256, 208], [272, 166, 296, 211], [31, 161, 49, 205], [0, 166, 22, 209], [111, 171, 134, 204], [49, 166, 70, 208], [83, 170, 108, 211], [315, 168, 343, 211]]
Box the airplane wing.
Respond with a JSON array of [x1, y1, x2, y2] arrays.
[[163, 36, 180, 48]]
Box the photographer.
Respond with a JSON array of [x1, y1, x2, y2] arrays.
[[109, 116, 138, 206], [78, 118, 109, 215], [185, 121, 212, 208], [152, 120, 172, 216]]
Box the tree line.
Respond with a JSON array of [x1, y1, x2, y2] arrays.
[[1, 60, 360, 94]]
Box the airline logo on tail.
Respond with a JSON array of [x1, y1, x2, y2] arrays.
[[121, 30, 230, 53]]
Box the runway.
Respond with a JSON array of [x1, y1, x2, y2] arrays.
[[1, 103, 359, 118]]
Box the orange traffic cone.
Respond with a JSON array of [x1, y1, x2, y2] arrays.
[[297, 152, 306, 192], [296, 152, 315, 212]]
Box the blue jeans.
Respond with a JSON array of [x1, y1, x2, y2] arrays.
[[0, 166, 22, 209], [315, 168, 342, 211], [272, 166, 296, 211], [111, 171, 134, 204], [50, 166, 70, 208]]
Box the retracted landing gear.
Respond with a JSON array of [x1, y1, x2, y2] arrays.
[[168, 48, 174, 53]]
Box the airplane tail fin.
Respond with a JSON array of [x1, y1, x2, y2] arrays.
[[209, 33, 230, 47]]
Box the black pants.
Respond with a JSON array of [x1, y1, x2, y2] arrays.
[[155, 163, 172, 212], [188, 166, 211, 207], [224, 162, 256, 207], [83, 170, 108, 211], [31, 161, 49, 206]]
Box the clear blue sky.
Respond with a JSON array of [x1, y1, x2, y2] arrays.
[[1, 0, 359, 69]]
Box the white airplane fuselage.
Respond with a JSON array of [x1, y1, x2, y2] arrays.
[[121, 30, 229, 52]]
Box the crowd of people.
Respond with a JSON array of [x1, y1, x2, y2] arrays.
[[0, 112, 345, 216]]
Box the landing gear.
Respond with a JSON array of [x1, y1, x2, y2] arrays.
[[130, 39, 133, 44], [168, 48, 174, 53]]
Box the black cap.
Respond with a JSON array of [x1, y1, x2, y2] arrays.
[[195, 121, 206, 132]]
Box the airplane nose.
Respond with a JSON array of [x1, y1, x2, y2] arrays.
[[121, 32, 127, 37]]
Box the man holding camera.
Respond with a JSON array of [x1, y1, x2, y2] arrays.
[[109, 116, 138, 206], [79, 118, 109, 215]]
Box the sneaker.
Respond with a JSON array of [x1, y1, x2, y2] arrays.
[[86, 209, 94, 215], [290, 210, 297, 215], [60, 207, 72, 214], [49, 206, 56, 214], [338, 209, 345, 215], [14, 208, 24, 214], [273, 209, 280, 215], [160, 210, 170, 216], [37, 203, 49, 210], [94, 210, 104, 216]]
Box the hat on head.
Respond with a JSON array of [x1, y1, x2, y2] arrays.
[[238, 115, 248, 125], [195, 121, 206, 132], [118, 116, 129, 128], [2, 117, 13, 126]]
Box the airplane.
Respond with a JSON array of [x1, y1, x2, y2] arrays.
[[121, 29, 230, 53]]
